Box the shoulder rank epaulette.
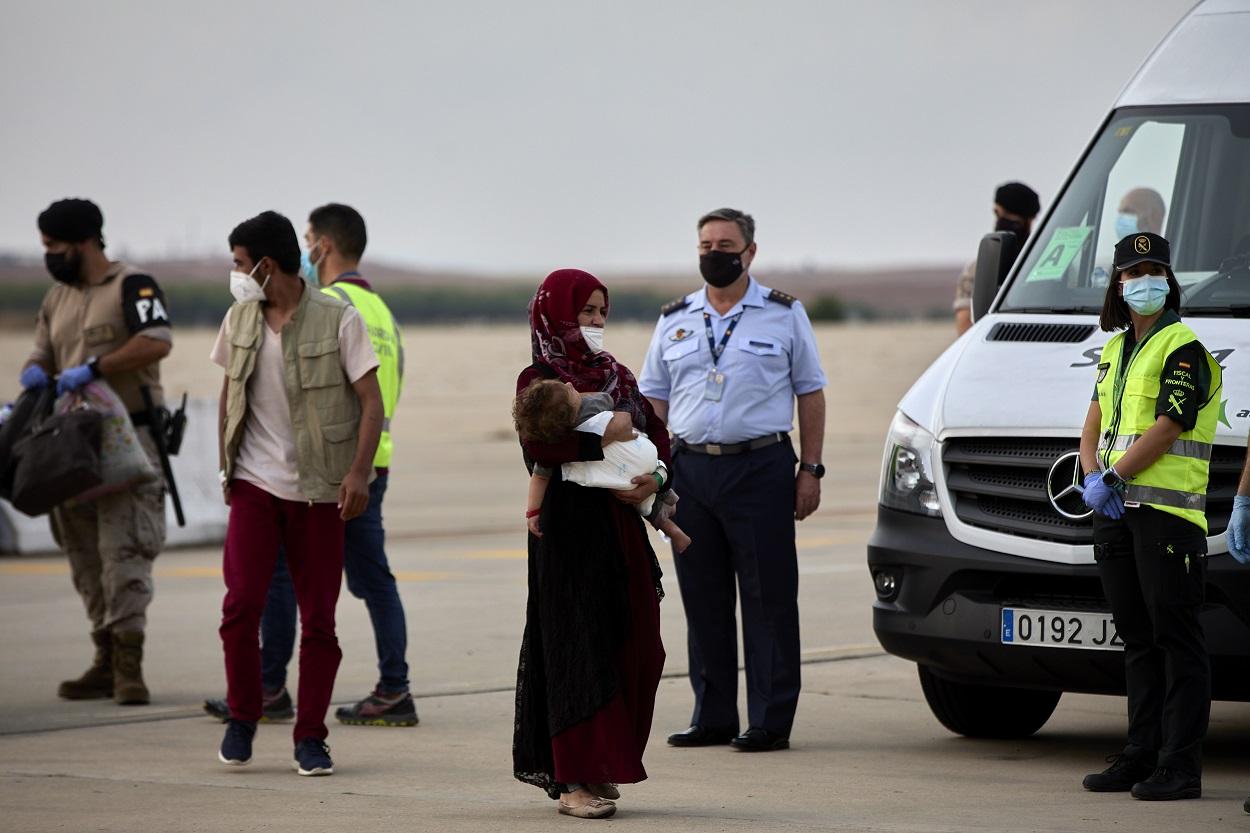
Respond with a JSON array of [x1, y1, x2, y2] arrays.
[[766, 288, 796, 307], [660, 297, 691, 317]]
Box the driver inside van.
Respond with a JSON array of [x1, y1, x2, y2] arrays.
[[1094, 189, 1167, 287]]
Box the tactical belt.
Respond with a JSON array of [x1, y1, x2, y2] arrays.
[[129, 409, 157, 427], [674, 432, 787, 456]]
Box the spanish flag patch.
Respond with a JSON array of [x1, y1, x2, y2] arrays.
[[1178, 361, 1190, 369], [138, 287, 155, 298]]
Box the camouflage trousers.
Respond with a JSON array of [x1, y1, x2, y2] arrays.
[[49, 431, 166, 633]]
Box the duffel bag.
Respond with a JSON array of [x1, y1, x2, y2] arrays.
[[9, 403, 103, 517]]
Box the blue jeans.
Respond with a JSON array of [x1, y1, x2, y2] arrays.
[[261, 473, 410, 693]]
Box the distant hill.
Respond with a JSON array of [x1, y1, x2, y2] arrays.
[[0, 255, 963, 322]]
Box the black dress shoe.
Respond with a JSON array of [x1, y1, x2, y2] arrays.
[[730, 727, 790, 752], [1131, 767, 1201, 801], [666, 725, 737, 747], [1082, 753, 1156, 792]]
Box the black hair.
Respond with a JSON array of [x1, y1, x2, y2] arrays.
[[1098, 265, 1182, 331], [994, 182, 1041, 219], [308, 203, 367, 261], [228, 210, 301, 274], [38, 198, 105, 247]]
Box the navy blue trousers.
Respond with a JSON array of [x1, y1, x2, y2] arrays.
[[671, 440, 801, 737], [261, 472, 410, 694]]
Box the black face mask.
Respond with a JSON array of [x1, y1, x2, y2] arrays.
[[45, 250, 82, 284], [994, 216, 1028, 239], [699, 248, 748, 288]]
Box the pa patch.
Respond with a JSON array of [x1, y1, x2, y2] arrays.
[[1097, 362, 1110, 383]]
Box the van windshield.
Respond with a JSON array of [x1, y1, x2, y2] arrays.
[[1001, 105, 1250, 317]]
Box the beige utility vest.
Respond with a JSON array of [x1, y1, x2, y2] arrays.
[[222, 288, 360, 502]]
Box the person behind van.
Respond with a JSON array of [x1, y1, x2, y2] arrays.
[[1078, 232, 1222, 801], [953, 182, 1040, 334]]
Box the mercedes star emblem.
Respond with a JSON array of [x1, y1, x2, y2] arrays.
[[1047, 450, 1093, 520]]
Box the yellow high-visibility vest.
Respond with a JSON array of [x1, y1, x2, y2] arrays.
[[1095, 315, 1222, 533], [323, 281, 404, 469]]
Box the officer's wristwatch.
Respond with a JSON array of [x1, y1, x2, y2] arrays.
[[1101, 465, 1127, 495], [799, 462, 826, 479]]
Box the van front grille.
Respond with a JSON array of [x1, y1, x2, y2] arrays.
[[943, 437, 1241, 544], [986, 322, 1097, 343]]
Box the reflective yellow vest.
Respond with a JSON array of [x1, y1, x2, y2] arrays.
[[1095, 316, 1222, 533], [323, 281, 404, 468]]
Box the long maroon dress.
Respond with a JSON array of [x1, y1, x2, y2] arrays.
[[512, 268, 669, 798], [513, 363, 668, 795]]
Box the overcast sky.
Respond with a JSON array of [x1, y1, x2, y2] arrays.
[[0, 0, 1195, 276]]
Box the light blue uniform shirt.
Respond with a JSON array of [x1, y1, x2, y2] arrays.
[[639, 277, 827, 444]]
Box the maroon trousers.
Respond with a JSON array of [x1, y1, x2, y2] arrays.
[[220, 480, 344, 742]]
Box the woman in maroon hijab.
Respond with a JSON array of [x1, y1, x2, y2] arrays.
[[512, 269, 669, 820]]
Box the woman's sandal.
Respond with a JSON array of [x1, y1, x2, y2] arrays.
[[557, 797, 617, 819], [587, 783, 621, 800]]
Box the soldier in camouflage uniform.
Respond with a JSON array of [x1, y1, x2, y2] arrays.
[[19, 199, 171, 705]]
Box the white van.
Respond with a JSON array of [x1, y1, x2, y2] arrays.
[[868, 0, 1250, 738]]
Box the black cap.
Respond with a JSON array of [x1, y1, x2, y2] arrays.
[[37, 198, 104, 244], [1113, 232, 1171, 270], [994, 182, 1040, 218]]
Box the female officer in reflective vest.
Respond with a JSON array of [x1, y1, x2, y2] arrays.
[[1077, 232, 1222, 801]]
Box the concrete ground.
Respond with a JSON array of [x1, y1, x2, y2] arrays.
[[2, 322, 1248, 830]]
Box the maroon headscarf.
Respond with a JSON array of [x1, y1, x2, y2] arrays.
[[529, 268, 649, 427]]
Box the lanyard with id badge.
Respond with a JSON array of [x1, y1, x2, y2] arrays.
[[703, 311, 743, 401]]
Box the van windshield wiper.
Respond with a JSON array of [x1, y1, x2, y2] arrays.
[[1181, 305, 1250, 318]]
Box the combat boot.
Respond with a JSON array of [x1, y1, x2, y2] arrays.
[[112, 630, 150, 705], [57, 629, 114, 700]]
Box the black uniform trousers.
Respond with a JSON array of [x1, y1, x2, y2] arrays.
[[1093, 505, 1209, 776], [671, 439, 801, 738]]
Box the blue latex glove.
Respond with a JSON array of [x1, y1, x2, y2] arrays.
[[1082, 471, 1125, 520], [1229, 495, 1250, 566], [19, 365, 48, 389], [55, 363, 95, 396]]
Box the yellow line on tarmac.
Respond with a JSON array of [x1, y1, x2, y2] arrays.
[[163, 566, 222, 578], [392, 570, 458, 582], [0, 563, 67, 576], [0, 563, 455, 583], [462, 549, 527, 560]]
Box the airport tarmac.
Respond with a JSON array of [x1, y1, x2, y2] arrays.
[[2, 322, 1247, 831]]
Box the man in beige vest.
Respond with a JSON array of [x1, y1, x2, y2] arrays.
[[19, 198, 170, 706], [209, 210, 383, 776]]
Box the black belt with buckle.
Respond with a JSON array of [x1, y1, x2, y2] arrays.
[[674, 432, 787, 456]]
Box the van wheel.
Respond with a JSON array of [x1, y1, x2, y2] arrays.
[[917, 664, 1060, 739]]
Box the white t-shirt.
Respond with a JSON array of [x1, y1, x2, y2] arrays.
[[210, 303, 379, 502]]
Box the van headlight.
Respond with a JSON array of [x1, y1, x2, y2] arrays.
[[879, 411, 942, 517]]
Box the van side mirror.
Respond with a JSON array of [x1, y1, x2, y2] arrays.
[[971, 231, 1019, 322]]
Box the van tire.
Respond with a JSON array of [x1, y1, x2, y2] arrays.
[[917, 664, 1061, 738]]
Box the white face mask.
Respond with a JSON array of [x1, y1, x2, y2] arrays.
[[229, 262, 270, 304], [580, 326, 605, 354]]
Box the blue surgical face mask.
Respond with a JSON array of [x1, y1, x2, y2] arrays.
[[1121, 274, 1169, 316], [1114, 212, 1139, 241], [299, 241, 322, 285]]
